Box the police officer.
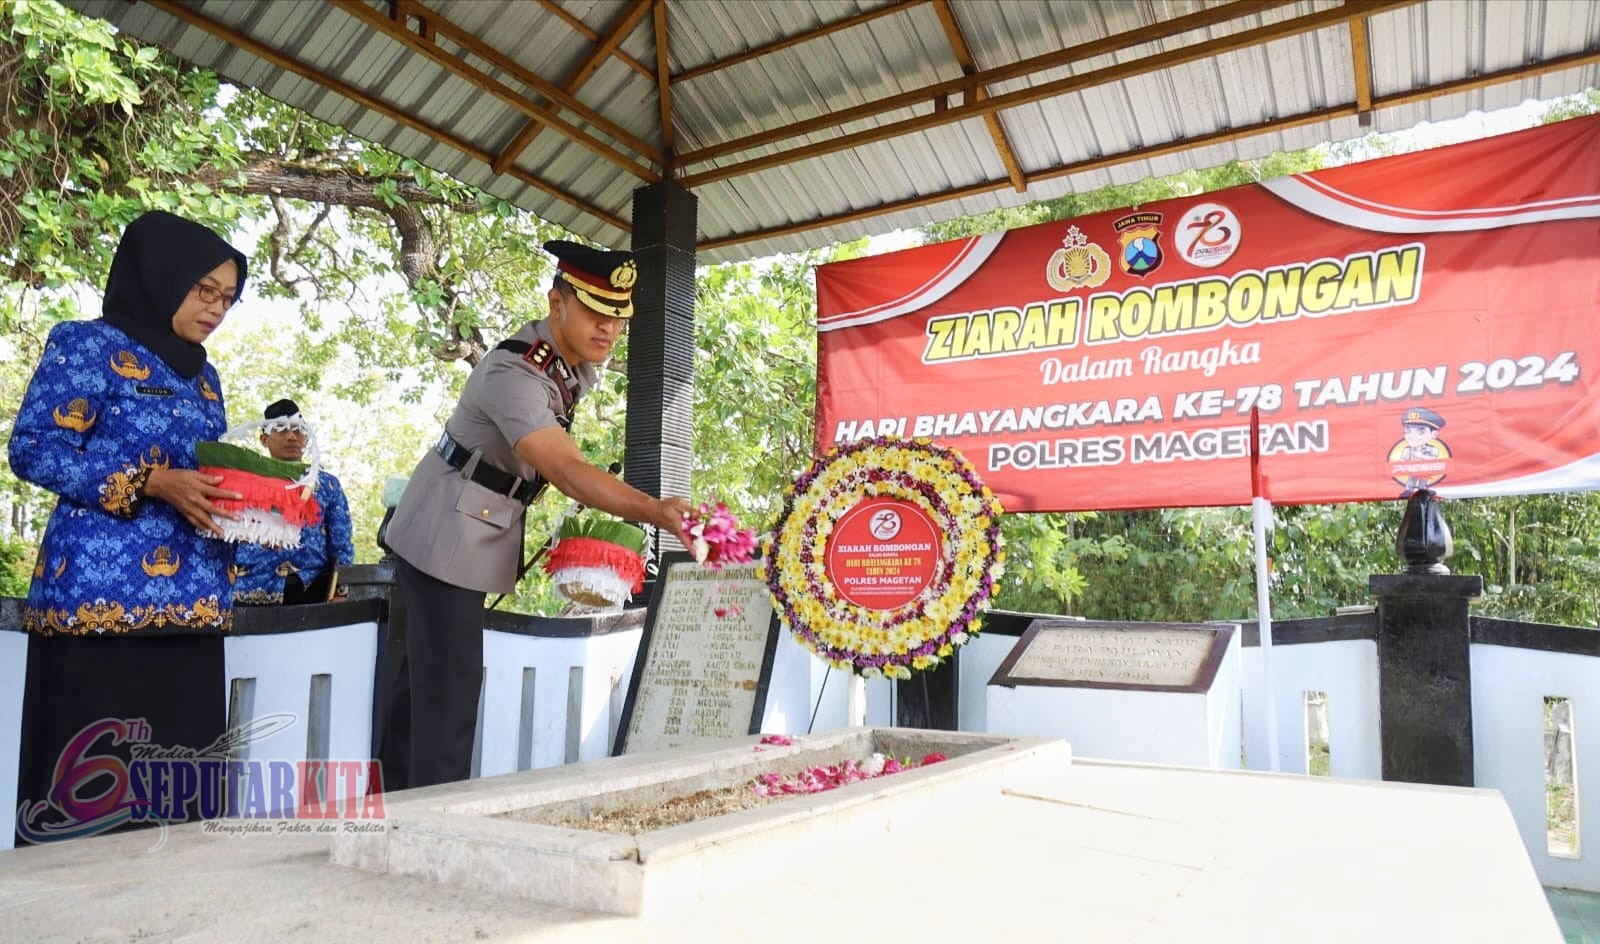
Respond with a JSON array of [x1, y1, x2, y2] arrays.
[[380, 240, 693, 789]]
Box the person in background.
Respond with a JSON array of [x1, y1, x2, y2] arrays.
[[233, 398, 355, 605], [379, 240, 693, 790], [8, 210, 248, 842]]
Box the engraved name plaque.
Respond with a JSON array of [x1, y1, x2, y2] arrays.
[[614, 552, 779, 755], [990, 620, 1235, 693]]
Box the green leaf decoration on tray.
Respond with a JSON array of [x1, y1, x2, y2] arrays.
[[557, 512, 647, 553], [196, 440, 309, 482]]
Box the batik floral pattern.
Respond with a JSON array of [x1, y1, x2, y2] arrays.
[[10, 321, 234, 635]]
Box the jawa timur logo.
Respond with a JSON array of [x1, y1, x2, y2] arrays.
[[1388, 407, 1452, 496], [1114, 212, 1165, 278], [1045, 225, 1112, 291]]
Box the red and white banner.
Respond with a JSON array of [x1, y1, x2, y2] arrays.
[[815, 116, 1600, 512]]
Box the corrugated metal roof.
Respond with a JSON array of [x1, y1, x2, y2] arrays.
[[62, 0, 1600, 264]]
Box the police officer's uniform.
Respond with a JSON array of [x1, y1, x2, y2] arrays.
[[380, 241, 629, 789]]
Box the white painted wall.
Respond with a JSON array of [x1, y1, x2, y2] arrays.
[[477, 627, 642, 775], [1472, 642, 1599, 893], [1240, 638, 1381, 779], [0, 631, 25, 851], [223, 621, 380, 800]]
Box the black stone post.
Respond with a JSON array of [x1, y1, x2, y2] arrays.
[[628, 182, 697, 583], [895, 659, 961, 731], [342, 563, 408, 789], [1369, 490, 1482, 787]]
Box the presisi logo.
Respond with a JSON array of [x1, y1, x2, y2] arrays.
[[1178, 202, 1241, 269], [15, 714, 386, 848], [869, 509, 902, 540]]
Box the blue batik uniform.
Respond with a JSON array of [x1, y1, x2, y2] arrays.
[[233, 471, 355, 604], [10, 320, 234, 635]]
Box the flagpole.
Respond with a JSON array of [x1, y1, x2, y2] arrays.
[[847, 674, 867, 727], [1250, 408, 1281, 773]]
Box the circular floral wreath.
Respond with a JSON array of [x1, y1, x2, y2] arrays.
[[762, 437, 1005, 679]]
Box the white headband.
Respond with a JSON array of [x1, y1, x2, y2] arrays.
[[223, 416, 323, 494]]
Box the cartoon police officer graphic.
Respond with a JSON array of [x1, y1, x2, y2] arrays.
[[1388, 407, 1452, 497]]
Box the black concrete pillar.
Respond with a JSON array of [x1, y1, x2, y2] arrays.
[[1369, 572, 1483, 786], [895, 659, 960, 731], [628, 181, 697, 564]]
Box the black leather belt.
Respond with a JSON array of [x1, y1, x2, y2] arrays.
[[435, 432, 542, 504]]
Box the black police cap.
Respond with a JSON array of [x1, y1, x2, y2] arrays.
[[544, 240, 636, 319]]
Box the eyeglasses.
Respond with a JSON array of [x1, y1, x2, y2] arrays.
[[192, 281, 237, 309]]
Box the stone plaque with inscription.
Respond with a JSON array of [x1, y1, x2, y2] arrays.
[[985, 619, 1243, 768], [614, 552, 780, 755], [990, 620, 1234, 693]]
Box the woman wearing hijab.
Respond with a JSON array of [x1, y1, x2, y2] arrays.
[[8, 210, 248, 843]]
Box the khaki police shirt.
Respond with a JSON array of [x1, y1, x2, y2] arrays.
[[385, 319, 599, 593]]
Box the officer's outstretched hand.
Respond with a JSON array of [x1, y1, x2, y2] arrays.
[[651, 496, 694, 550]]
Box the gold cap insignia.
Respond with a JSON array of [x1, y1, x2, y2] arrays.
[[610, 260, 637, 291]]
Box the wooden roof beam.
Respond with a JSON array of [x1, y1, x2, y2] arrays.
[[671, 0, 930, 84], [680, 0, 1417, 188], [699, 48, 1594, 254], [932, 0, 1024, 192], [142, 0, 627, 232], [679, 0, 1299, 167], [1348, 13, 1375, 127], [492, 0, 654, 175], [342, 0, 663, 175], [538, 0, 655, 81], [654, 0, 675, 169]]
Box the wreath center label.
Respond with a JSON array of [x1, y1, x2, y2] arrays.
[[825, 497, 940, 610]]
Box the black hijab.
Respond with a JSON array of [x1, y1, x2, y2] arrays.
[[100, 211, 249, 380]]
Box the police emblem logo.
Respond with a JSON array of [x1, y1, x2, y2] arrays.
[[1113, 212, 1165, 278], [1045, 225, 1112, 291], [610, 260, 637, 291]]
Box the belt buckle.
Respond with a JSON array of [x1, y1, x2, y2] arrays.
[[436, 430, 452, 454]]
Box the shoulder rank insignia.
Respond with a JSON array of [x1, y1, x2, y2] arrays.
[[111, 351, 151, 380], [52, 397, 97, 432], [523, 340, 555, 369]]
